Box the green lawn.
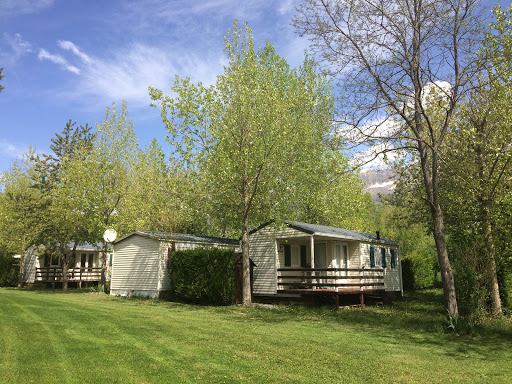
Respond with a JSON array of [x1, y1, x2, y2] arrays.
[[0, 288, 511, 383]]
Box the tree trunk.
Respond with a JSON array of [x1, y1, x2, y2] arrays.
[[100, 244, 107, 289], [431, 203, 458, 319], [418, 141, 459, 319], [17, 234, 26, 288], [241, 217, 251, 307], [17, 254, 25, 288], [62, 242, 77, 292], [476, 137, 502, 315], [62, 252, 69, 291], [241, 177, 252, 307], [481, 199, 502, 315]]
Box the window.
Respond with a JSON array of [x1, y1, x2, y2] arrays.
[[381, 248, 386, 268], [300, 245, 307, 268], [88, 254, 94, 272], [390, 249, 396, 268], [369, 246, 375, 267], [50, 254, 59, 266], [335, 244, 341, 267], [291, 245, 299, 266], [285, 244, 307, 267], [284, 244, 291, 267], [334, 243, 349, 269], [81, 254, 86, 269], [314, 243, 327, 269], [370, 247, 375, 267], [109, 253, 113, 267]]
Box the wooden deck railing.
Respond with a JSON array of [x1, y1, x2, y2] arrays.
[[277, 267, 384, 292], [35, 267, 103, 283]]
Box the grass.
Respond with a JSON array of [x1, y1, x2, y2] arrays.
[[0, 288, 511, 383]]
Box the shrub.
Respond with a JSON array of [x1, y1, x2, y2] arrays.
[[402, 252, 436, 290], [499, 264, 512, 312], [0, 253, 19, 287], [453, 255, 487, 321], [449, 236, 487, 321], [168, 247, 235, 305]]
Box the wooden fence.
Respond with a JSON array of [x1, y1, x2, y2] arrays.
[[35, 267, 102, 283], [277, 267, 384, 292]]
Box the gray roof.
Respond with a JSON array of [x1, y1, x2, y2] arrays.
[[254, 221, 398, 245], [65, 242, 105, 251], [115, 230, 239, 246]]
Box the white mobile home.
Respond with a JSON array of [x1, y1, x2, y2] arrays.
[[110, 231, 240, 298], [249, 221, 402, 307], [23, 243, 108, 287]]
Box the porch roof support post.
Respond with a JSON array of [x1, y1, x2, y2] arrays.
[[310, 235, 315, 291], [398, 245, 403, 297]]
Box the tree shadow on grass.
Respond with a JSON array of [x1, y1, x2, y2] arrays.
[[237, 288, 512, 359]]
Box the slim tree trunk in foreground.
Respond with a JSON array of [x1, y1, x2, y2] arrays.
[[17, 235, 26, 288], [418, 139, 459, 318]]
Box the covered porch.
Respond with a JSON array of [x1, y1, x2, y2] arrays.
[[272, 229, 387, 308], [30, 242, 111, 288], [276, 267, 385, 308]]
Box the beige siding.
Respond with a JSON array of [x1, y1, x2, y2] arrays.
[[111, 235, 161, 295], [111, 236, 239, 297], [360, 242, 401, 292], [384, 246, 402, 292], [349, 243, 360, 267], [274, 226, 310, 239], [23, 248, 39, 284], [250, 227, 282, 295]]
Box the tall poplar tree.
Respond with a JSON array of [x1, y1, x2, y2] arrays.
[[150, 22, 336, 306]]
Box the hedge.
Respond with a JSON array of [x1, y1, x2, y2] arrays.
[[0, 253, 19, 287], [402, 252, 436, 290], [168, 247, 235, 305]]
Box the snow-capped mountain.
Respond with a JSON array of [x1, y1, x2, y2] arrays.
[[359, 169, 397, 202]]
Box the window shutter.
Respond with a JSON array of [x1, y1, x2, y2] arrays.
[[390, 249, 396, 268], [300, 245, 307, 268], [370, 247, 375, 267], [284, 244, 291, 267], [381, 248, 386, 268]]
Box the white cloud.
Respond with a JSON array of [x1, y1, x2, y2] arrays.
[[0, 138, 29, 159], [277, 0, 296, 15], [66, 43, 224, 107], [58, 40, 92, 64], [4, 33, 32, 56], [38, 48, 80, 74], [351, 142, 399, 169], [365, 180, 396, 189], [338, 116, 401, 145], [34, 38, 225, 106], [1, 33, 33, 66], [0, 0, 54, 15]]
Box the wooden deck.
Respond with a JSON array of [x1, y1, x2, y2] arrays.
[[35, 267, 102, 288], [257, 267, 387, 308]]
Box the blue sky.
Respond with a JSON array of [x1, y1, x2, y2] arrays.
[[0, 0, 307, 173]]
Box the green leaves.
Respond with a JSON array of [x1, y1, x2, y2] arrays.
[[150, 21, 337, 232]]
